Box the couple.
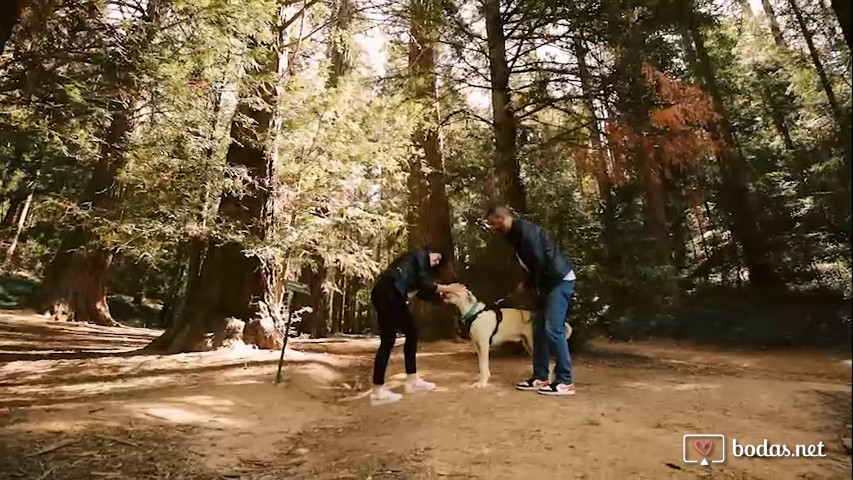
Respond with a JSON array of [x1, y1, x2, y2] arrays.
[[370, 206, 576, 406]]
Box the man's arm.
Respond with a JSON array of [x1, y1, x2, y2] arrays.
[[520, 222, 549, 288]]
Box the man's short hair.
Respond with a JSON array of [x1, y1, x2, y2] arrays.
[[486, 205, 513, 218]]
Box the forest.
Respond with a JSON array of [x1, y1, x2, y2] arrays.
[[1, 0, 850, 350], [0, 0, 851, 478]]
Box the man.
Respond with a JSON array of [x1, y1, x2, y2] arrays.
[[370, 248, 463, 406], [486, 206, 576, 396]]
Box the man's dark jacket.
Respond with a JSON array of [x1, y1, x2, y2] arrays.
[[379, 250, 439, 301], [506, 218, 574, 295]]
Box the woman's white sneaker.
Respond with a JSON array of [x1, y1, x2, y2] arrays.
[[404, 378, 436, 393], [370, 387, 402, 406]]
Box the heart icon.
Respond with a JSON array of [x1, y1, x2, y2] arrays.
[[694, 439, 713, 457]]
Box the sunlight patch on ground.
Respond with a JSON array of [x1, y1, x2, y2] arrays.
[[128, 400, 249, 428]]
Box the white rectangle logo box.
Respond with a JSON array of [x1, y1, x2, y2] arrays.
[[683, 434, 726, 464]]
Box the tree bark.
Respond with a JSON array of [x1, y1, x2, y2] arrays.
[[686, 4, 779, 286], [483, 0, 526, 212], [574, 36, 611, 207], [642, 152, 671, 263], [158, 237, 205, 330], [408, 0, 457, 340], [0, 0, 20, 55], [154, 96, 275, 351], [38, 0, 167, 326], [148, 3, 315, 352], [1, 187, 27, 229], [761, 0, 788, 48], [787, 0, 843, 125], [831, 0, 852, 49], [2, 187, 32, 268], [344, 275, 359, 333], [331, 270, 343, 334], [0, 139, 25, 201], [306, 256, 329, 338], [157, 72, 227, 331], [573, 34, 620, 263], [37, 109, 134, 326], [328, 0, 353, 88]]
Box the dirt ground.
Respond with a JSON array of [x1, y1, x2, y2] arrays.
[[0, 309, 851, 479]]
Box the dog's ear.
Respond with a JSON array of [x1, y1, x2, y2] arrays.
[[467, 291, 474, 303]]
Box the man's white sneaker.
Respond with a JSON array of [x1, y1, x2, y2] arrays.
[[538, 383, 576, 396], [404, 378, 436, 393], [370, 387, 402, 406]]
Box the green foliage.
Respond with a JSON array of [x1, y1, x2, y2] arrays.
[[270, 75, 417, 280]]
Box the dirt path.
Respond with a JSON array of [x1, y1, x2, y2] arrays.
[[1, 310, 850, 479]]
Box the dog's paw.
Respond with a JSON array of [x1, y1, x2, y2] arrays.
[[471, 381, 489, 389]]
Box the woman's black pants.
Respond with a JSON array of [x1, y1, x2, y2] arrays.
[[371, 278, 418, 385]]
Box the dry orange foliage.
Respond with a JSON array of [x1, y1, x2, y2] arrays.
[[605, 63, 719, 184]]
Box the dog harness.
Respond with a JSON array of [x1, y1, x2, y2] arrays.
[[457, 302, 504, 345]]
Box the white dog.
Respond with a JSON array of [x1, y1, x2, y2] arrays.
[[441, 284, 572, 388]]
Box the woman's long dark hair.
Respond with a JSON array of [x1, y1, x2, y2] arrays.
[[424, 245, 455, 282]]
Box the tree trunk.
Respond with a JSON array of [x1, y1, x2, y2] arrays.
[[574, 36, 611, 206], [345, 275, 360, 333], [762, 83, 797, 153], [573, 34, 619, 265], [740, 1, 803, 171], [148, 4, 306, 352], [294, 0, 356, 340], [0, 0, 20, 55], [2, 188, 32, 268], [686, 4, 779, 286], [40, 246, 115, 325], [158, 237, 205, 330], [160, 96, 274, 349], [1, 139, 25, 202], [307, 256, 329, 338], [787, 0, 843, 126], [831, 0, 852, 49], [157, 73, 227, 331], [331, 271, 343, 334], [1, 187, 26, 229], [38, 0, 167, 326], [328, 0, 353, 88], [642, 154, 670, 264], [483, 0, 526, 212], [37, 108, 134, 326], [761, 0, 788, 48], [408, 0, 457, 340]]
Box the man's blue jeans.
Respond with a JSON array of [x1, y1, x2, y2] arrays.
[[532, 280, 574, 385]]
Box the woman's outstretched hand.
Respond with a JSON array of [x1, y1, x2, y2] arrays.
[[436, 283, 466, 295]]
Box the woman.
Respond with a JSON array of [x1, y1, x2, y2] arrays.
[[370, 248, 461, 406]]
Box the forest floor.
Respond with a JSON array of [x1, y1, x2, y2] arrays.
[[0, 309, 851, 480]]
